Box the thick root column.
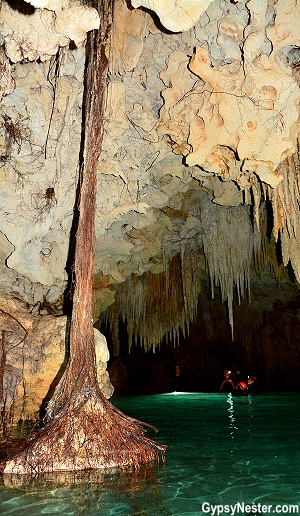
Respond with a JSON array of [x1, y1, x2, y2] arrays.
[[1, 392, 167, 474]]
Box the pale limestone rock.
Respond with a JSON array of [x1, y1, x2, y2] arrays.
[[1, 1, 99, 62], [0, 0, 99, 306], [0, 300, 113, 427], [27, 0, 71, 10], [131, 0, 217, 32], [0, 47, 85, 304], [94, 328, 114, 398], [54, 5, 100, 47], [109, 0, 150, 74], [185, 46, 298, 186], [0, 47, 15, 100], [106, 82, 128, 136], [0, 299, 67, 424], [96, 5, 197, 284], [281, 229, 300, 283], [156, 0, 300, 196]]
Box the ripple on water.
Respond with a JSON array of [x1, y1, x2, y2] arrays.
[[0, 393, 299, 515]]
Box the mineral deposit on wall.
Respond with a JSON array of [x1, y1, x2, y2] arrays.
[[2, 0, 300, 306]]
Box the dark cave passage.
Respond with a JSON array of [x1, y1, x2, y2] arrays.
[[100, 282, 300, 395]]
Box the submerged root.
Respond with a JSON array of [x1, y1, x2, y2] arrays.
[[0, 392, 168, 475]]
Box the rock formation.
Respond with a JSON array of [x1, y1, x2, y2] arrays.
[[0, 301, 114, 431]]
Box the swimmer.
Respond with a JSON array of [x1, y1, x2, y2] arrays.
[[247, 375, 257, 394], [220, 370, 235, 393], [169, 365, 187, 392]]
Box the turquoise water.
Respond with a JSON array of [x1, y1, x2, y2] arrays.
[[0, 392, 299, 515]]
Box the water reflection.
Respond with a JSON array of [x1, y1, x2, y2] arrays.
[[227, 393, 238, 438], [1, 463, 172, 515]]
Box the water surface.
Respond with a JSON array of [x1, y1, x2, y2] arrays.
[[0, 392, 299, 515]]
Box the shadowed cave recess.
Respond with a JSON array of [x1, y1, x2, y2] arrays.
[[1, 0, 300, 472]]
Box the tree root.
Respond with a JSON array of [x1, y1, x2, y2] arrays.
[[0, 392, 168, 475]]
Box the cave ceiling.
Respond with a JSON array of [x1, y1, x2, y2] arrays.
[[1, 0, 300, 344]]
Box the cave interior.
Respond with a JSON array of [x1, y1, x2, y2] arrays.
[[1, 0, 300, 440]]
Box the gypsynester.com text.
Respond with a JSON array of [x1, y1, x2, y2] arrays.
[[201, 502, 299, 515]]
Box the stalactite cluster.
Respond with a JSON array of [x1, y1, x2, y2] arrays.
[[101, 250, 202, 352], [101, 188, 269, 348], [192, 191, 265, 335]]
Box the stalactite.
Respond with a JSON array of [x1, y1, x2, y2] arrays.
[[245, 172, 266, 233], [192, 191, 264, 336], [252, 197, 285, 284], [111, 317, 120, 356], [162, 247, 171, 291], [180, 238, 201, 321], [269, 148, 300, 282]]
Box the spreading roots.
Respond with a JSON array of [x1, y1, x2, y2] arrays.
[[0, 393, 168, 475]]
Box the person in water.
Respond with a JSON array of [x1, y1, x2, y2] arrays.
[[219, 370, 235, 393], [246, 375, 257, 393], [235, 381, 247, 395], [169, 365, 187, 392]]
